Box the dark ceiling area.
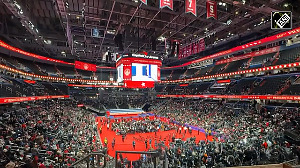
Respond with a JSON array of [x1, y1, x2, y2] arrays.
[[0, 0, 299, 65]]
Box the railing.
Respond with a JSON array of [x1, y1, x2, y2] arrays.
[[114, 151, 160, 168], [54, 65, 62, 75], [35, 64, 44, 75], [244, 57, 254, 69], [168, 70, 174, 80], [276, 76, 292, 95], [272, 51, 281, 65], [283, 158, 300, 168], [68, 152, 106, 168], [221, 62, 230, 73]]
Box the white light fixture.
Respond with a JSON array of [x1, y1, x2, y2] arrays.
[[158, 36, 166, 41], [107, 30, 116, 35]]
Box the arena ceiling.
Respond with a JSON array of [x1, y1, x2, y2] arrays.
[[0, 0, 299, 65]]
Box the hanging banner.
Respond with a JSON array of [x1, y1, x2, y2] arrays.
[[187, 44, 192, 56], [179, 38, 205, 59], [178, 48, 183, 59], [206, 0, 217, 19], [160, 0, 173, 10], [140, 0, 147, 5], [182, 47, 187, 58], [192, 42, 198, 54], [198, 38, 206, 52], [185, 0, 197, 16]]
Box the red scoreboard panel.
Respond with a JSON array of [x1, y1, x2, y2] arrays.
[[116, 54, 162, 88]]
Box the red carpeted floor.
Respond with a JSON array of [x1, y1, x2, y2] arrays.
[[96, 116, 214, 161]]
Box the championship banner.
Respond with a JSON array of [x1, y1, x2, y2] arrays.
[[182, 47, 186, 58], [75, 61, 97, 72], [188, 44, 192, 56], [178, 48, 183, 59], [186, 45, 190, 56], [198, 38, 205, 52], [140, 0, 147, 5], [160, 0, 173, 10], [185, 0, 197, 16], [206, 0, 217, 19], [179, 38, 205, 59], [192, 42, 198, 54]]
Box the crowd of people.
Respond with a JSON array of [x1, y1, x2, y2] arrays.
[[1, 96, 300, 168], [141, 99, 300, 167], [0, 100, 101, 168], [111, 117, 176, 135]]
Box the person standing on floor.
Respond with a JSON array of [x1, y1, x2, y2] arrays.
[[145, 139, 148, 149], [149, 138, 152, 148], [112, 137, 115, 150], [122, 134, 125, 142], [104, 137, 108, 148], [132, 140, 136, 149]]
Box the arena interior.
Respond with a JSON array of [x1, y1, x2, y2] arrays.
[[1, 0, 300, 167]]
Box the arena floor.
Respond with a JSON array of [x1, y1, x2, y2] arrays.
[[96, 115, 214, 161]]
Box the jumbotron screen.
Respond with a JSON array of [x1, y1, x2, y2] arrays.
[[131, 63, 158, 81], [116, 54, 162, 88]]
